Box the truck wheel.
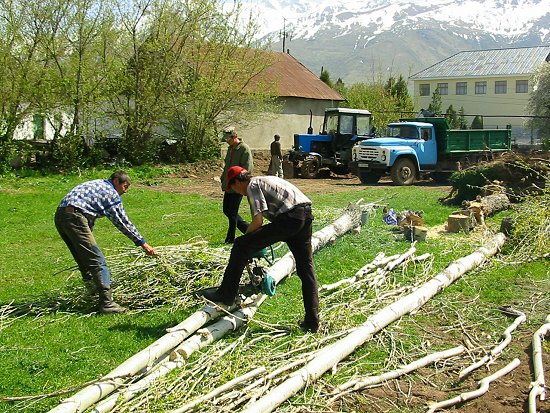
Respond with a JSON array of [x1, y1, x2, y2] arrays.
[[358, 171, 381, 184], [301, 157, 319, 179], [390, 158, 416, 185]]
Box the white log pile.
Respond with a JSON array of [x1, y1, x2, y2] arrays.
[[239, 233, 506, 413], [47, 203, 363, 413]]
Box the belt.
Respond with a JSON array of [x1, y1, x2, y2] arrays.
[[62, 205, 83, 214]]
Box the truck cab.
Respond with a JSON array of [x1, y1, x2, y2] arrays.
[[351, 117, 511, 185], [351, 122, 438, 185], [285, 108, 374, 178]]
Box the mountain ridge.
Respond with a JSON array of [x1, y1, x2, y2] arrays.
[[241, 0, 550, 83]]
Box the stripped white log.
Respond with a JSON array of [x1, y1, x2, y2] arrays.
[[459, 308, 526, 380], [332, 345, 465, 400], [427, 358, 520, 413], [240, 233, 507, 413], [48, 305, 230, 413], [52, 204, 363, 413], [528, 314, 550, 413], [171, 366, 267, 413]]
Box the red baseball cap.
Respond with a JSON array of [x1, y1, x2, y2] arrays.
[[226, 165, 247, 190]]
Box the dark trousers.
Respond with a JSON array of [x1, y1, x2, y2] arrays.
[[54, 207, 111, 286], [219, 206, 319, 327], [222, 192, 249, 243]]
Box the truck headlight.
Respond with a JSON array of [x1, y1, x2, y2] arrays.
[[381, 150, 387, 162]]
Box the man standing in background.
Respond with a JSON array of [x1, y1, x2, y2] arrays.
[[268, 134, 284, 178], [220, 127, 253, 244]]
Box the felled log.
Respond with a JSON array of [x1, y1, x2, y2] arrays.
[[528, 314, 550, 413], [463, 193, 511, 225], [240, 233, 506, 413], [48, 305, 232, 413]]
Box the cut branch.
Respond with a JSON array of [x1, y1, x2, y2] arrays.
[[330, 345, 465, 403], [427, 358, 520, 413], [458, 307, 526, 380]]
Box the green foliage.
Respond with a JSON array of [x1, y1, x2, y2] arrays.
[[471, 114, 484, 129], [458, 106, 467, 129], [447, 166, 500, 203], [427, 87, 442, 114], [339, 78, 415, 130], [46, 134, 86, 171], [527, 62, 550, 140], [446, 104, 459, 128], [320, 68, 333, 87]]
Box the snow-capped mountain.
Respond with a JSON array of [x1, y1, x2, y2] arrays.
[[237, 0, 550, 83]]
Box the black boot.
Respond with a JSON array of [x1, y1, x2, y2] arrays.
[[99, 287, 127, 314], [92, 273, 127, 314]]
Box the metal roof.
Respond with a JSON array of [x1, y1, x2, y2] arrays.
[[253, 52, 344, 101], [409, 46, 550, 80]]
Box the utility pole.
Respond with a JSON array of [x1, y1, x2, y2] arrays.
[[279, 18, 291, 53]]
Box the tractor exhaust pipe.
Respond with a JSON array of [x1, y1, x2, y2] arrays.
[[307, 109, 313, 134]]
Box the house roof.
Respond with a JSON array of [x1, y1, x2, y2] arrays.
[[409, 46, 550, 80], [258, 52, 344, 101]]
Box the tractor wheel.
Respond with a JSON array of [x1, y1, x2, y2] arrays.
[[358, 171, 381, 184], [301, 157, 320, 179], [390, 158, 416, 185]]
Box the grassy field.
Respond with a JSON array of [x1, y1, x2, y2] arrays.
[[0, 168, 548, 413]]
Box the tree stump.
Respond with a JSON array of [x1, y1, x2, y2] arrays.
[[447, 213, 472, 233]]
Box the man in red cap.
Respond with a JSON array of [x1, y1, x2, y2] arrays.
[[220, 127, 253, 244], [204, 166, 320, 332]]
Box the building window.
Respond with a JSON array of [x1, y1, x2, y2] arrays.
[[475, 81, 487, 94], [437, 83, 448, 95], [419, 84, 430, 96], [456, 82, 467, 95], [516, 80, 528, 93], [495, 80, 507, 94]]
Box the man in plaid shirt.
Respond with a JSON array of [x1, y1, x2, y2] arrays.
[[55, 170, 155, 313]]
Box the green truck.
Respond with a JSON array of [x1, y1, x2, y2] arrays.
[[350, 117, 512, 185]]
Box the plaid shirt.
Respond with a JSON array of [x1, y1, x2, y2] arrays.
[[247, 176, 311, 222], [59, 179, 145, 246]]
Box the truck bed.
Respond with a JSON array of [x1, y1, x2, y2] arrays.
[[445, 129, 511, 153]]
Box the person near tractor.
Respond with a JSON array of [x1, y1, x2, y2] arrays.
[[203, 166, 320, 333], [54, 170, 156, 314], [220, 127, 253, 244], [268, 134, 284, 178]]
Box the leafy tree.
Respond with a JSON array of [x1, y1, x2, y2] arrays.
[[427, 87, 442, 114], [446, 105, 458, 128], [471, 115, 484, 129], [458, 106, 467, 129], [384, 75, 413, 114], [320, 68, 333, 88], [341, 80, 413, 131], [526, 62, 550, 141]]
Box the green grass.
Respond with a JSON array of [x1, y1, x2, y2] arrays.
[[0, 168, 548, 412]]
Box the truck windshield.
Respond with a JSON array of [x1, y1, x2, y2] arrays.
[[388, 126, 418, 139]]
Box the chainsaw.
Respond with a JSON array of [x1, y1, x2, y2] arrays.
[[243, 246, 276, 297]]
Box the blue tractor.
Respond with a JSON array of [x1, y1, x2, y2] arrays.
[[283, 107, 374, 178]]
